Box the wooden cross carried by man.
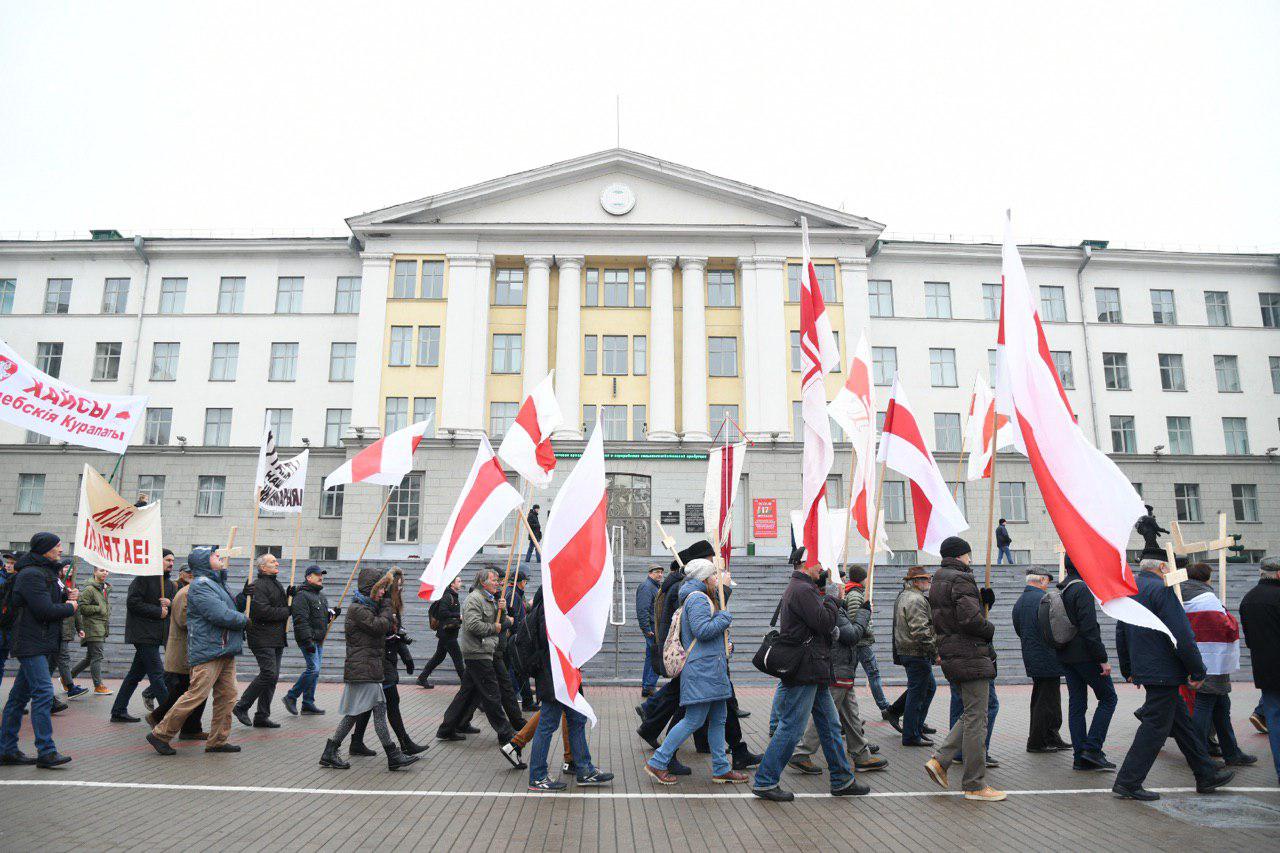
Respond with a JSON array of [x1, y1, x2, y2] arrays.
[[1170, 511, 1232, 603]]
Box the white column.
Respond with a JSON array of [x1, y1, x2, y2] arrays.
[[440, 254, 493, 439], [838, 255, 870, 366], [646, 256, 677, 440], [679, 256, 710, 440], [523, 255, 552, 394], [741, 256, 789, 440], [553, 255, 584, 439], [351, 252, 392, 434]]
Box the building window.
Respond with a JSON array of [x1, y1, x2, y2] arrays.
[[269, 342, 299, 381], [203, 408, 232, 446], [1150, 289, 1176, 325], [1174, 483, 1201, 523], [101, 278, 130, 314], [601, 405, 628, 441], [1271, 356, 1280, 394], [1102, 352, 1130, 390], [1166, 416, 1194, 455], [789, 331, 802, 372], [1205, 290, 1231, 326], [708, 337, 738, 377], [709, 405, 741, 441], [633, 269, 647, 307], [633, 335, 647, 376], [787, 263, 836, 303], [1214, 354, 1241, 393], [1261, 293, 1280, 328], [494, 268, 525, 306], [982, 283, 1002, 321], [393, 260, 417, 298], [584, 269, 599, 306], [0, 279, 14, 314], [602, 335, 628, 375], [583, 336, 597, 375], [413, 397, 435, 432], [421, 260, 444, 299], [36, 342, 64, 377], [929, 348, 957, 387], [1158, 353, 1186, 391], [582, 404, 596, 433], [1110, 415, 1137, 454], [324, 409, 351, 447], [309, 546, 339, 561], [17, 474, 45, 513], [491, 334, 522, 374], [196, 476, 226, 517], [328, 342, 356, 381], [136, 474, 166, 504], [1039, 286, 1067, 322], [384, 398, 408, 435], [999, 481, 1028, 522], [388, 326, 412, 366], [924, 282, 952, 319], [1049, 351, 1074, 389], [210, 342, 239, 381], [935, 412, 961, 452], [1095, 287, 1122, 323], [417, 326, 440, 367], [275, 277, 303, 313], [386, 474, 421, 543], [1231, 484, 1259, 523], [150, 342, 179, 381], [792, 401, 804, 439], [25, 430, 50, 445], [93, 342, 121, 381], [882, 481, 907, 523], [217, 277, 245, 314], [707, 270, 736, 307], [1222, 417, 1249, 455], [266, 408, 292, 446], [320, 485, 344, 519], [631, 404, 646, 440], [44, 279, 72, 314], [159, 278, 186, 314], [988, 349, 999, 384], [603, 269, 629, 307], [144, 408, 172, 445], [948, 481, 968, 517], [490, 402, 518, 437], [872, 347, 897, 386], [868, 280, 894, 317], [335, 276, 361, 313]]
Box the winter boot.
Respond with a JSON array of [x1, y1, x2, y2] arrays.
[[319, 739, 350, 769]]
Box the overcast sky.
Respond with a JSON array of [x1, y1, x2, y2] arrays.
[[2, 1, 1277, 250]]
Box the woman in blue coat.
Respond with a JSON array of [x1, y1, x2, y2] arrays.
[[644, 559, 746, 784]]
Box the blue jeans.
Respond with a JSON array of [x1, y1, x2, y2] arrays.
[[525, 541, 539, 563], [641, 638, 659, 691], [949, 680, 999, 753], [1062, 660, 1117, 757], [754, 683, 852, 791], [857, 646, 889, 711], [111, 644, 167, 716], [997, 546, 1014, 564], [901, 656, 937, 742], [529, 699, 593, 783], [286, 645, 323, 705], [651, 699, 728, 775], [1260, 690, 1280, 784], [0, 655, 56, 756], [1192, 691, 1243, 761]]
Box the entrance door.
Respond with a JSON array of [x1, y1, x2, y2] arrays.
[[605, 473, 651, 556]]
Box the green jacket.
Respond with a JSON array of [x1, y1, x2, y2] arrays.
[[458, 588, 502, 660], [77, 579, 112, 643], [844, 582, 875, 647], [892, 582, 937, 661]]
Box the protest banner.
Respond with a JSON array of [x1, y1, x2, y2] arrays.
[[74, 463, 164, 576], [255, 427, 309, 513]]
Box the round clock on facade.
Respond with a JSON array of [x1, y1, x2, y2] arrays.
[[599, 182, 636, 215]]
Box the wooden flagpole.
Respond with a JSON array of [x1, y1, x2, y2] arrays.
[[840, 445, 860, 585], [499, 483, 532, 616], [287, 508, 303, 593], [244, 487, 262, 613], [983, 446, 999, 592], [864, 459, 888, 605]]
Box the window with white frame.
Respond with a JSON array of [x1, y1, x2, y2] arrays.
[[1095, 287, 1122, 323], [1150, 289, 1176, 325], [136, 474, 166, 504], [999, 481, 1028, 522], [275, 277, 303, 313], [948, 481, 968, 517], [925, 282, 952, 319], [266, 408, 292, 446], [988, 349, 999, 383], [413, 397, 435, 432], [386, 474, 421, 542], [320, 485, 344, 519], [1231, 484, 1259, 523], [490, 402, 518, 437], [1271, 356, 1280, 394], [150, 342, 179, 381], [1050, 351, 1074, 389], [203, 408, 232, 446], [583, 336, 597, 375], [982, 283, 1002, 321], [329, 342, 356, 381], [159, 277, 186, 314], [393, 260, 417, 298], [494, 268, 525, 306], [935, 412, 962, 452], [0, 279, 14, 314], [1102, 352, 1130, 390], [882, 481, 907, 523], [217, 277, 245, 313], [421, 260, 444, 299], [582, 404, 596, 433], [388, 326, 412, 366], [872, 346, 897, 386], [1205, 290, 1230, 326], [384, 397, 408, 435], [929, 348, 957, 387], [787, 263, 836, 302], [1261, 293, 1280, 328], [633, 335, 647, 376], [102, 278, 129, 314], [17, 474, 45, 513], [1222, 417, 1249, 455], [584, 269, 599, 306], [708, 337, 738, 377], [335, 276, 361, 313], [1039, 286, 1067, 322], [324, 409, 351, 447], [602, 336, 628, 375], [1158, 353, 1185, 391], [601, 405, 628, 441], [1214, 354, 1241, 392], [44, 279, 72, 314], [36, 342, 63, 377], [210, 342, 239, 381], [269, 342, 298, 381], [1110, 415, 1137, 453], [1166, 416, 1194, 454], [633, 269, 647, 307], [603, 269, 629, 307], [93, 342, 121, 381], [144, 408, 172, 445], [491, 334, 522, 374], [790, 331, 802, 372], [631, 404, 646, 440], [25, 430, 49, 445], [417, 326, 440, 367], [707, 270, 736, 307], [709, 405, 740, 441], [196, 475, 226, 516], [1174, 483, 1201, 523], [868, 280, 894, 317]]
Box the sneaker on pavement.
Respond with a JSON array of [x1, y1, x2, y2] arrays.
[[854, 754, 889, 772], [984, 754, 1001, 769], [528, 777, 567, 792], [964, 786, 1007, 802], [500, 742, 526, 769], [65, 685, 90, 700], [832, 778, 871, 796], [93, 685, 113, 696], [300, 704, 326, 715], [751, 786, 795, 802], [644, 763, 678, 785], [575, 769, 614, 786], [1248, 712, 1268, 734], [882, 708, 903, 733], [925, 757, 948, 788], [146, 734, 176, 756], [732, 750, 764, 770], [562, 761, 578, 775], [788, 758, 823, 775], [712, 770, 750, 784]]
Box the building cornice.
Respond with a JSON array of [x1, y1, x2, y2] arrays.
[[876, 240, 1280, 273], [0, 237, 356, 260]]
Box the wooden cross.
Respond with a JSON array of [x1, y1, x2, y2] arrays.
[[220, 526, 245, 559], [1170, 512, 1232, 604], [656, 523, 684, 568], [1162, 539, 1189, 603]]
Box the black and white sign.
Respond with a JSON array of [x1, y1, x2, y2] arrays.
[[684, 503, 704, 533]]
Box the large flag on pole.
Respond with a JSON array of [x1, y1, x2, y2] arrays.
[[877, 379, 969, 555], [798, 216, 842, 570], [541, 414, 614, 725], [418, 435, 523, 601], [703, 441, 747, 566], [965, 373, 1014, 481], [323, 418, 432, 490], [498, 372, 562, 488], [75, 464, 164, 576], [829, 331, 889, 555], [255, 426, 309, 512], [998, 213, 1170, 638]]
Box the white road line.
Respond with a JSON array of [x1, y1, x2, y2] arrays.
[[0, 780, 1275, 799]]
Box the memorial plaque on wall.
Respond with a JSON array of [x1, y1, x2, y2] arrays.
[[660, 510, 680, 526], [684, 503, 705, 533]]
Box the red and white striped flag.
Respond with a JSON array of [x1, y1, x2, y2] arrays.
[[498, 372, 562, 488], [965, 373, 1014, 481], [798, 216, 842, 570], [1183, 591, 1240, 675], [877, 379, 968, 555], [703, 441, 747, 566], [998, 213, 1170, 637], [417, 435, 523, 601], [323, 419, 432, 491], [829, 331, 889, 555], [541, 414, 613, 725]]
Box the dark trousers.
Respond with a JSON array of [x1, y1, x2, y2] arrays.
[[236, 646, 283, 720], [506, 643, 534, 705], [354, 683, 415, 747], [438, 658, 515, 744], [1116, 684, 1217, 789], [465, 653, 525, 729], [901, 655, 937, 742], [418, 633, 464, 684], [1028, 676, 1064, 749], [1063, 660, 1117, 757], [112, 644, 167, 716], [151, 672, 206, 734], [1192, 691, 1244, 762]]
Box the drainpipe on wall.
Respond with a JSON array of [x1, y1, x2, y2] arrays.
[[126, 235, 151, 395], [1075, 244, 1102, 447]]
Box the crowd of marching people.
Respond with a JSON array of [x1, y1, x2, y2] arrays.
[[0, 526, 1278, 802]]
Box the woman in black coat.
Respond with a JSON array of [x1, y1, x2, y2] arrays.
[[350, 569, 428, 757]]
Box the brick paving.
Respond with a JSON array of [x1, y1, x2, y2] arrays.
[[0, 681, 1275, 852]]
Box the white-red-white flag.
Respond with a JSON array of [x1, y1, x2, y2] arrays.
[[703, 441, 747, 566], [323, 418, 432, 491], [417, 435, 523, 601], [998, 214, 1170, 637], [965, 373, 1015, 481], [798, 216, 842, 570], [828, 331, 889, 555], [877, 379, 968, 555], [497, 372, 562, 488], [541, 414, 614, 725]]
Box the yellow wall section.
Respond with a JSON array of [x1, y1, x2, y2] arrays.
[[380, 255, 447, 428], [705, 261, 745, 429]]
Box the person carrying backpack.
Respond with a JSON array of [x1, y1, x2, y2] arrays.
[[1012, 569, 1068, 753], [1049, 556, 1118, 772]]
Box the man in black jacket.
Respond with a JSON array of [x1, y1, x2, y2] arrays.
[[1054, 557, 1118, 771], [234, 554, 290, 727], [111, 549, 176, 722], [1012, 569, 1067, 753], [1239, 556, 1280, 784], [525, 505, 542, 563], [283, 566, 337, 716], [417, 576, 464, 688], [0, 533, 78, 767]]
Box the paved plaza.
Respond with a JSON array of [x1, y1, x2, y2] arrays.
[[0, 681, 1276, 852]]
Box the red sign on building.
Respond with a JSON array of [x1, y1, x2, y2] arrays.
[[752, 498, 778, 538]]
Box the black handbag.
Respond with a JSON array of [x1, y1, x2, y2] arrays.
[[752, 599, 811, 679]]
